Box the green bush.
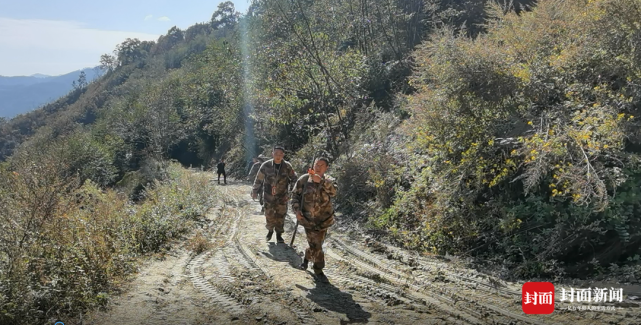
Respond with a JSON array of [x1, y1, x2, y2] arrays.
[[375, 0, 641, 277], [332, 108, 405, 219]]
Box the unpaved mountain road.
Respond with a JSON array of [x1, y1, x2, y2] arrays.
[[84, 179, 641, 325]]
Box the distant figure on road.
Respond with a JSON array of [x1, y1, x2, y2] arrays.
[[217, 159, 226, 185]]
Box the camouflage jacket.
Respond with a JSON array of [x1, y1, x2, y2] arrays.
[[248, 162, 261, 181], [291, 174, 337, 230], [252, 159, 297, 205]]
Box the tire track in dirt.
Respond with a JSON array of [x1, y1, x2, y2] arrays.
[[227, 183, 414, 324], [325, 246, 485, 324], [188, 178, 640, 325], [85, 203, 238, 325], [329, 235, 641, 325], [187, 203, 246, 315], [86, 176, 640, 324], [274, 216, 481, 323], [321, 252, 465, 323], [277, 216, 469, 323], [217, 183, 443, 324], [228, 183, 481, 324], [202, 181, 639, 325], [331, 238, 504, 318], [231, 212, 317, 324], [375, 238, 641, 324], [198, 184, 320, 324], [328, 236, 551, 325], [188, 251, 245, 315], [223, 197, 318, 324]]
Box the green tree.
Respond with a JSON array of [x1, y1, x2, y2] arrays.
[[99, 53, 117, 72], [115, 38, 153, 66], [155, 26, 185, 54], [211, 1, 239, 29], [72, 71, 88, 90]]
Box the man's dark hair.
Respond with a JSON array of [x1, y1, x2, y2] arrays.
[[316, 157, 330, 166], [273, 146, 285, 153]]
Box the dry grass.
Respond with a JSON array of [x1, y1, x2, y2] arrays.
[[186, 230, 213, 255], [0, 162, 218, 325]]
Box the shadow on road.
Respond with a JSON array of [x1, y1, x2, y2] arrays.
[[260, 242, 303, 269], [296, 278, 372, 324]]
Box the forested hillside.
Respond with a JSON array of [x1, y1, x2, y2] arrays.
[[3, 0, 641, 323]]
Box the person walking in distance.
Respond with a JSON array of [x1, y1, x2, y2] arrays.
[[248, 155, 266, 211], [252, 146, 297, 243], [291, 157, 337, 283], [247, 157, 259, 180], [247, 157, 261, 182], [245, 157, 256, 180], [217, 159, 226, 185]]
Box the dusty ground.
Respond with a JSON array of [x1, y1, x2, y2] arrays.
[[83, 178, 641, 325]]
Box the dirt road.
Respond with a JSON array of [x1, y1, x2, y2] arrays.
[[85, 180, 641, 325]]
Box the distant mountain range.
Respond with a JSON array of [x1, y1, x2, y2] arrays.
[[0, 67, 104, 119]]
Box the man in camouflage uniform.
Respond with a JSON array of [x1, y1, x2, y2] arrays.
[[247, 157, 259, 181], [247, 157, 258, 179], [291, 157, 337, 282], [247, 155, 267, 182], [248, 155, 267, 211], [252, 146, 297, 243]]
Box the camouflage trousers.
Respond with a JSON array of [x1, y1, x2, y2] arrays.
[[264, 203, 288, 234], [304, 228, 328, 271]]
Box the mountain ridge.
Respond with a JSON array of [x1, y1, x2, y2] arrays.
[[0, 67, 104, 118], [29, 73, 51, 78]]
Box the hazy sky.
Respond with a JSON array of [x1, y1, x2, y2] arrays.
[[0, 0, 250, 76]]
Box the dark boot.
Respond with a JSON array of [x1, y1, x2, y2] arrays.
[[266, 230, 274, 242], [276, 232, 285, 243], [314, 268, 329, 283], [299, 259, 309, 270]]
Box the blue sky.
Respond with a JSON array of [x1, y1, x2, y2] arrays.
[[0, 0, 250, 76]]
